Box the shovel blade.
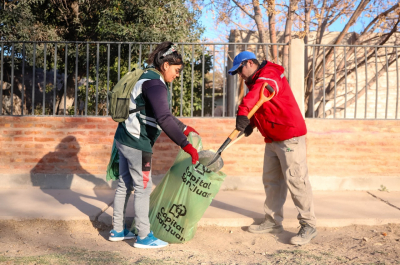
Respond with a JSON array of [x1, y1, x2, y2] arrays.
[[206, 152, 221, 167]]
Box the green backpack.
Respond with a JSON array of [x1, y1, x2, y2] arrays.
[[108, 68, 145, 122]]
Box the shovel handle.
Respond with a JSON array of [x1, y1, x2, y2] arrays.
[[247, 82, 275, 119], [225, 133, 246, 150]]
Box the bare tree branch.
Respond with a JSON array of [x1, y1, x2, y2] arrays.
[[361, 4, 400, 35], [231, 0, 255, 19]]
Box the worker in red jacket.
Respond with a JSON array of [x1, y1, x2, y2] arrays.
[[229, 51, 317, 245]]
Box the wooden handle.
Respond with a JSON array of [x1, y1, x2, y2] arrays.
[[228, 128, 241, 140], [225, 133, 246, 150]]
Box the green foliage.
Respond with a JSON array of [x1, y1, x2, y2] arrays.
[[171, 49, 213, 117], [1, 0, 203, 43], [1, 0, 210, 116]]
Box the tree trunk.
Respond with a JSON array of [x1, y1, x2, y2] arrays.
[[283, 0, 299, 74], [252, 0, 268, 59], [266, 0, 278, 63], [303, 0, 311, 113]]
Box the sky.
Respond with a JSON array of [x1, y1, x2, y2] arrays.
[[197, 2, 374, 42]]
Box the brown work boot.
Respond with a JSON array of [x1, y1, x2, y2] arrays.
[[248, 216, 283, 234], [290, 221, 317, 245]]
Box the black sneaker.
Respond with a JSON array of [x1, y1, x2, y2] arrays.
[[248, 216, 283, 234], [290, 221, 317, 245]]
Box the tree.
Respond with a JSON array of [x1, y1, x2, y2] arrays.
[[207, 0, 400, 118], [0, 0, 205, 115]]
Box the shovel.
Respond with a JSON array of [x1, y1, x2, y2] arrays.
[[206, 82, 275, 167]]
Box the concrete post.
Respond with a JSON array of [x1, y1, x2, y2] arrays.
[[289, 38, 305, 118]]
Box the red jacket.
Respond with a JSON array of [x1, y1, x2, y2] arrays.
[[237, 61, 307, 143]]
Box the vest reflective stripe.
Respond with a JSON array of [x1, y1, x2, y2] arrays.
[[138, 113, 162, 130], [140, 118, 162, 130], [139, 113, 157, 123]]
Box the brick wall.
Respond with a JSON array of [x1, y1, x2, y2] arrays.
[[1, 117, 399, 190]]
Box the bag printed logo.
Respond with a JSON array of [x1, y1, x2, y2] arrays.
[[169, 204, 186, 218], [156, 206, 186, 242], [193, 163, 211, 176], [148, 134, 227, 244], [181, 166, 212, 198]]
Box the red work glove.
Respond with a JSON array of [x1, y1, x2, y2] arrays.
[[183, 126, 199, 136], [182, 143, 199, 164]]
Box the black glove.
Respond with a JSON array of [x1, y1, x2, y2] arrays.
[[244, 125, 254, 137], [236, 115, 250, 132]]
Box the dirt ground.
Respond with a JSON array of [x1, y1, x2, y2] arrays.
[[0, 220, 399, 265]]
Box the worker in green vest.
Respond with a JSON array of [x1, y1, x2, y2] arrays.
[[109, 42, 199, 248]]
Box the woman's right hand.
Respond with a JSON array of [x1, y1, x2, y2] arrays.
[[182, 143, 199, 164]]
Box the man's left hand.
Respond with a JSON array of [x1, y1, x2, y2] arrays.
[[184, 126, 199, 136], [244, 125, 254, 137], [236, 115, 250, 132]]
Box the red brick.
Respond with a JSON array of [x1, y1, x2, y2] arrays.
[[13, 123, 34, 128], [0, 123, 11, 128], [86, 117, 110, 123], [10, 157, 24, 163], [24, 158, 41, 163], [31, 164, 55, 172], [65, 117, 87, 123], [24, 130, 43, 135], [42, 157, 64, 163], [34, 124, 55, 129], [1, 143, 23, 149], [90, 131, 111, 136], [57, 164, 78, 170], [97, 124, 118, 130], [14, 137, 34, 142], [46, 131, 65, 136], [17, 117, 42, 122], [2, 130, 23, 136], [67, 131, 87, 136], [77, 124, 97, 129], [0, 136, 13, 142], [13, 164, 34, 170], [34, 137, 55, 142]]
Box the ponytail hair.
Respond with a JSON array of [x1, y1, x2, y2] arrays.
[[147, 41, 184, 72]]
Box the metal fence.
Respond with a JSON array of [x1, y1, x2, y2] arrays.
[[4, 41, 397, 120], [0, 41, 288, 117], [306, 43, 400, 119]]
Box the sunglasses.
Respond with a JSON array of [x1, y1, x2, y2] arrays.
[[236, 60, 248, 74]]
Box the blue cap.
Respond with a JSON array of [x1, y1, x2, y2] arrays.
[[228, 51, 257, 75]]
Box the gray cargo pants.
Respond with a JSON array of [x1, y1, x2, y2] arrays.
[[112, 140, 153, 238], [263, 135, 316, 228]]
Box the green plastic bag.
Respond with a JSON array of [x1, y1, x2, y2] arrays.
[[148, 133, 226, 243]]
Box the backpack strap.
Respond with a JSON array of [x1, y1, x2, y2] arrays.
[[128, 106, 145, 114]]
